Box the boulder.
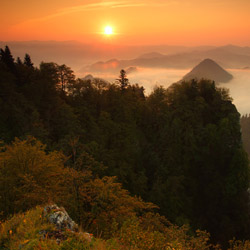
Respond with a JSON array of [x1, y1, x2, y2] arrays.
[[43, 204, 78, 232]]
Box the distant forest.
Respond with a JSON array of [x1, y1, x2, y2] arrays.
[[1, 46, 250, 249]]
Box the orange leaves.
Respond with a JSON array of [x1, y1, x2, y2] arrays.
[[0, 137, 67, 217], [78, 176, 157, 238]]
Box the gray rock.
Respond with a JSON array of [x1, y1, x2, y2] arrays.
[[43, 204, 78, 232], [40, 204, 93, 245]]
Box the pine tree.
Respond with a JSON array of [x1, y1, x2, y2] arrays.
[[16, 57, 22, 65], [0, 46, 16, 72], [117, 69, 129, 90], [24, 53, 34, 68]]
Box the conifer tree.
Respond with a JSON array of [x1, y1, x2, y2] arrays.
[[16, 57, 22, 65], [0, 46, 15, 72], [24, 53, 34, 68], [117, 69, 129, 90]]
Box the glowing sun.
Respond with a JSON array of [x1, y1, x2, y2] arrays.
[[104, 26, 113, 35]]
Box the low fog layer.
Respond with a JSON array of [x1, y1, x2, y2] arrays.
[[87, 68, 250, 115], [220, 69, 250, 115]]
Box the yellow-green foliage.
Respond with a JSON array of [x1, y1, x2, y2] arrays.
[[0, 206, 130, 250], [0, 137, 66, 218], [117, 215, 221, 250], [0, 206, 58, 249], [228, 239, 250, 250], [0, 205, 222, 250], [76, 176, 157, 238], [0, 206, 107, 250]]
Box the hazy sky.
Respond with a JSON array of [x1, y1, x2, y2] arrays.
[[1, 0, 250, 46]]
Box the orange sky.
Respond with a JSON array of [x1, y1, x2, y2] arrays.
[[1, 0, 250, 46]]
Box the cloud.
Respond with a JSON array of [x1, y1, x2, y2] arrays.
[[11, 0, 179, 29], [18, 1, 147, 24], [16, 0, 180, 25], [59, 1, 146, 13]]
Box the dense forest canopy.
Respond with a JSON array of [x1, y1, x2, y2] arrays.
[[1, 46, 250, 249]]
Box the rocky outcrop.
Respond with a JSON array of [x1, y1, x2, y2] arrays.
[[40, 204, 92, 245], [43, 204, 78, 232]]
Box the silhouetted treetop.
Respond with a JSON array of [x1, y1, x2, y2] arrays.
[[117, 69, 129, 90], [0, 46, 16, 72], [24, 53, 34, 68]]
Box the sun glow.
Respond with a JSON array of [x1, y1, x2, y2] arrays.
[[104, 26, 113, 35]]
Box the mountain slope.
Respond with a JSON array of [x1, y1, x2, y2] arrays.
[[182, 58, 233, 83]]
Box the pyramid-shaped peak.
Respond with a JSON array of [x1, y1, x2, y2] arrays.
[[201, 58, 218, 63], [194, 58, 226, 69], [182, 58, 233, 83]]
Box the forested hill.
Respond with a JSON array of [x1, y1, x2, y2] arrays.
[[241, 115, 250, 157], [1, 46, 250, 249]]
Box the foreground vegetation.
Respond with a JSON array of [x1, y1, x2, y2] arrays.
[[1, 46, 250, 248], [0, 204, 217, 250], [1, 205, 250, 249]]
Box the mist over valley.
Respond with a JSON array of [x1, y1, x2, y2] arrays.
[[83, 67, 250, 115]]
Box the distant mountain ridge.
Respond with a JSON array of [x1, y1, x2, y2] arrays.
[[1, 41, 250, 73], [138, 52, 165, 59], [181, 59, 233, 83], [83, 45, 250, 74]]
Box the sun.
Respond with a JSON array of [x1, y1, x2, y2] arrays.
[[104, 26, 113, 35]]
